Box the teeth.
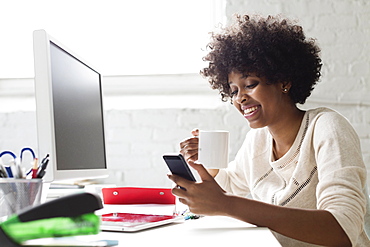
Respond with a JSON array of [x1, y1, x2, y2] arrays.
[[244, 106, 258, 115]]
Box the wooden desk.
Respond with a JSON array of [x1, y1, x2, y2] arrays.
[[98, 215, 281, 246]]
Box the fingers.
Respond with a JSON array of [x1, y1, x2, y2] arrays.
[[167, 173, 193, 192], [187, 160, 214, 181], [167, 175, 191, 207], [179, 129, 200, 163], [179, 139, 198, 152], [179, 137, 199, 163], [167, 162, 227, 214], [178, 198, 188, 205]]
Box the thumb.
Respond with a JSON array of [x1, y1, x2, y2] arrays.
[[188, 160, 213, 181]]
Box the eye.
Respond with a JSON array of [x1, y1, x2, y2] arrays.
[[246, 84, 257, 89], [230, 89, 238, 97], [245, 82, 259, 89]]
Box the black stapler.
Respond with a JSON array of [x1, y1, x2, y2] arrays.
[[0, 192, 103, 247]]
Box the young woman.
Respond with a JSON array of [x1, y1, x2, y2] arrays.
[[168, 15, 370, 246]]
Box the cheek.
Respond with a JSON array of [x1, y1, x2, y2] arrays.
[[232, 101, 241, 111], [256, 91, 280, 106], [233, 103, 242, 113]]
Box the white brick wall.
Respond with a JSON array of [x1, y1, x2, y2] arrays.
[[103, 106, 248, 187], [0, 98, 248, 187], [0, 0, 369, 189]]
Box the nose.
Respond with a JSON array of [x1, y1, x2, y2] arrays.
[[233, 89, 249, 104]]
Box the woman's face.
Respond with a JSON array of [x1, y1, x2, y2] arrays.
[[228, 71, 291, 129]]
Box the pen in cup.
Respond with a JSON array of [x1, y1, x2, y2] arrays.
[[9, 159, 21, 178], [37, 155, 49, 179], [0, 163, 7, 178], [31, 158, 39, 179]]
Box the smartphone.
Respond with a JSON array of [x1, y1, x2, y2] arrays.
[[163, 153, 196, 182]]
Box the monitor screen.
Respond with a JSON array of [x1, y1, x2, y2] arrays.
[[33, 29, 108, 183]]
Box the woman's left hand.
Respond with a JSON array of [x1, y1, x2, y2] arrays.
[[167, 160, 228, 216]]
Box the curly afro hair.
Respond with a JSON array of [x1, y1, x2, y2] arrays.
[[200, 14, 322, 104]]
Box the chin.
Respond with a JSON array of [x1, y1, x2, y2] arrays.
[[246, 120, 266, 129]]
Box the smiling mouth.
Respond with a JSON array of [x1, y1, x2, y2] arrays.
[[243, 106, 259, 116]]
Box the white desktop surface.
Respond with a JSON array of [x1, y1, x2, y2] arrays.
[[41, 188, 281, 246], [98, 215, 281, 247]]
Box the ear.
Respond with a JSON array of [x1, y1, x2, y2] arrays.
[[280, 81, 292, 93]]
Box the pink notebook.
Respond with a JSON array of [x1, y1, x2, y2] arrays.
[[100, 213, 184, 232]]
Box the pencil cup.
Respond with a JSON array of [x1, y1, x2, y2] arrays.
[[0, 179, 43, 222]]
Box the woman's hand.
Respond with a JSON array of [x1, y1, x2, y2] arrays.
[[179, 128, 219, 177], [179, 128, 199, 163], [168, 160, 227, 216]]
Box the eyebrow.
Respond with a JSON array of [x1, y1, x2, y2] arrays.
[[228, 74, 249, 84]]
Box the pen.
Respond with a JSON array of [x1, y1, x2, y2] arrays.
[[40, 153, 49, 164], [5, 166, 13, 178], [32, 158, 39, 179], [9, 159, 21, 178], [37, 157, 49, 178], [0, 163, 8, 178]]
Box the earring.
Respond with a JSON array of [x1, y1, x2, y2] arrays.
[[283, 88, 288, 93]]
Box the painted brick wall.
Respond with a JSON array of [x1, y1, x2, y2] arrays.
[[103, 105, 248, 187], [0, 0, 368, 189], [0, 101, 248, 187]]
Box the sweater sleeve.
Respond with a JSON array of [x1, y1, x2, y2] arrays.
[[313, 111, 368, 246]]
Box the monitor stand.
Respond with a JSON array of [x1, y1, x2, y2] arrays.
[[42, 182, 115, 203], [50, 183, 85, 189], [42, 182, 86, 203]]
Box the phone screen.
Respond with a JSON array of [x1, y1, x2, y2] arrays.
[[163, 154, 196, 182]]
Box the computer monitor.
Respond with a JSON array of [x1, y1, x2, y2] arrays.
[[33, 29, 109, 183]]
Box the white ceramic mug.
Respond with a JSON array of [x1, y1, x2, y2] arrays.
[[198, 130, 229, 169]]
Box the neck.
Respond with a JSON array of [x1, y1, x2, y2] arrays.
[[269, 106, 305, 160]]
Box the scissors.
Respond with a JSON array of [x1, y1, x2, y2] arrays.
[[0, 147, 36, 178]]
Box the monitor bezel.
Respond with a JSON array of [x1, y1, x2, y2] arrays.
[[33, 29, 109, 183]]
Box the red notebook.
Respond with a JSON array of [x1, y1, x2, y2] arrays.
[[100, 187, 182, 232], [102, 187, 175, 205]]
